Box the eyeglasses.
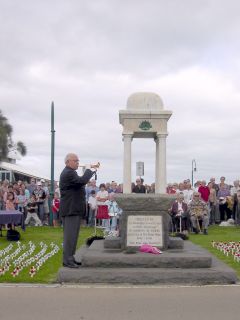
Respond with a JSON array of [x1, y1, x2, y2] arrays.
[[70, 159, 79, 162], [194, 195, 200, 197]]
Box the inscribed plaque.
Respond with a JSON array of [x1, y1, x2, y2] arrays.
[[127, 215, 163, 247]]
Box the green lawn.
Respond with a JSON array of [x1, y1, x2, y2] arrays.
[[190, 225, 240, 278], [1, 225, 240, 283], [0, 226, 95, 283]]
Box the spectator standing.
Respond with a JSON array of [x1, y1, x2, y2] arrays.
[[41, 180, 50, 225], [208, 182, 217, 224], [88, 190, 97, 227], [33, 182, 46, 223], [96, 183, 109, 230], [176, 183, 185, 193], [85, 179, 99, 225], [219, 176, 228, 190], [27, 178, 37, 195], [0, 183, 3, 210], [183, 182, 194, 204], [106, 192, 122, 232], [3, 185, 17, 208], [198, 180, 210, 203], [166, 184, 176, 194], [16, 188, 27, 212], [5, 192, 16, 210], [210, 177, 219, 194], [217, 184, 231, 221], [25, 195, 42, 226], [109, 181, 121, 194], [132, 178, 146, 193], [230, 180, 240, 220], [52, 192, 60, 227]]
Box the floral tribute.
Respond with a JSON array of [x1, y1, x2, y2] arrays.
[[211, 241, 240, 262], [0, 241, 60, 278]]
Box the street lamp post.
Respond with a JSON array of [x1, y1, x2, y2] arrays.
[[191, 159, 197, 186]]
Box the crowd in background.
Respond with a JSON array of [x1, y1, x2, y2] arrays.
[[0, 176, 240, 230], [0, 178, 60, 227]]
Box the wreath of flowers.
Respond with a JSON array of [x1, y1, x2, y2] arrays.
[[212, 241, 240, 262], [0, 241, 60, 278]]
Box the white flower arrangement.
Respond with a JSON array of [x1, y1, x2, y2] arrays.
[[0, 241, 60, 278]]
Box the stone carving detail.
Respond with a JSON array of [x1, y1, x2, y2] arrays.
[[139, 120, 152, 131]]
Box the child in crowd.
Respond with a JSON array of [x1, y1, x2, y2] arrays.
[[5, 191, 16, 229], [52, 192, 60, 227], [5, 192, 16, 211], [106, 192, 122, 233], [96, 183, 109, 230], [25, 195, 42, 226], [88, 190, 97, 227], [16, 188, 27, 212]]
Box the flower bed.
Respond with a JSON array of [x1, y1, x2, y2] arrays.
[[0, 241, 60, 278]]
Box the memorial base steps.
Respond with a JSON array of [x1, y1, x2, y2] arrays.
[[57, 240, 237, 285]]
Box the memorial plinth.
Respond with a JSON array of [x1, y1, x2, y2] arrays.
[[115, 194, 175, 250], [58, 194, 237, 285]]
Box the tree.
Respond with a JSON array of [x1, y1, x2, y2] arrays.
[[0, 110, 27, 161]]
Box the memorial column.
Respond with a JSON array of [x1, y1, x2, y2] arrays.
[[155, 136, 159, 192], [155, 133, 167, 193], [123, 134, 133, 193]]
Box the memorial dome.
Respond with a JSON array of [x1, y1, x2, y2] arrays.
[[127, 92, 164, 111]]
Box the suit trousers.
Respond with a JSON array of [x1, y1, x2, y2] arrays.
[[62, 215, 81, 264]]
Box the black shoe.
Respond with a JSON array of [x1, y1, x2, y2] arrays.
[[73, 259, 82, 266], [203, 229, 208, 235], [63, 262, 80, 268]]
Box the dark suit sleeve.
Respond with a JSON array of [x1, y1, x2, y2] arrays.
[[67, 169, 95, 188]]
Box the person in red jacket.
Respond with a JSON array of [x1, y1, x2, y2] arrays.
[[198, 180, 210, 203], [52, 192, 60, 227]]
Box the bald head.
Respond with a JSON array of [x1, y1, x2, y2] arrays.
[[65, 153, 79, 170]]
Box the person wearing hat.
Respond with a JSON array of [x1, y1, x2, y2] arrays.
[[59, 153, 100, 268]]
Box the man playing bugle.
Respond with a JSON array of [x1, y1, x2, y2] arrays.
[[59, 153, 100, 268]]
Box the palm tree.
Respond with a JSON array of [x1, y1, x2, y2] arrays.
[[0, 110, 27, 161]]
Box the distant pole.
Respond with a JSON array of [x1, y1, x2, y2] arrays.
[[191, 159, 197, 186], [50, 101, 55, 226]]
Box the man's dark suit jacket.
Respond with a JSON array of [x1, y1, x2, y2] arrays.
[[59, 166, 94, 217]]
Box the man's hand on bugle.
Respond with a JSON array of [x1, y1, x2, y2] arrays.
[[90, 162, 100, 170]]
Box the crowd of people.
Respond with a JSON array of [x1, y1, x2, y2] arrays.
[[0, 175, 240, 234], [0, 178, 60, 227], [167, 177, 240, 235]]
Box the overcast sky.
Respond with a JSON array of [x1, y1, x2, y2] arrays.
[[1, 0, 240, 185]]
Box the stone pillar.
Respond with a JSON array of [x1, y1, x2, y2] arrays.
[[155, 134, 167, 193], [123, 134, 133, 193], [155, 137, 159, 191]]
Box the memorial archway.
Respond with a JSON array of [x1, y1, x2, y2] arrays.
[[119, 92, 172, 193]]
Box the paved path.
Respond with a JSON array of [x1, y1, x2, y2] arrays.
[[1, 284, 240, 320]]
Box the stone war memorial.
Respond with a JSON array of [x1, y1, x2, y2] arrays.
[[58, 92, 237, 285]]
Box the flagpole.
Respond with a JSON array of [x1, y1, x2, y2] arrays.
[[50, 101, 55, 226]]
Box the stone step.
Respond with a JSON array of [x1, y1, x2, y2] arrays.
[[59, 241, 237, 285], [58, 265, 237, 285], [81, 240, 211, 268]]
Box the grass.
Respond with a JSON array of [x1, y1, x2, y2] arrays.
[[0, 226, 95, 283], [189, 225, 240, 278], [1, 225, 240, 283]]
